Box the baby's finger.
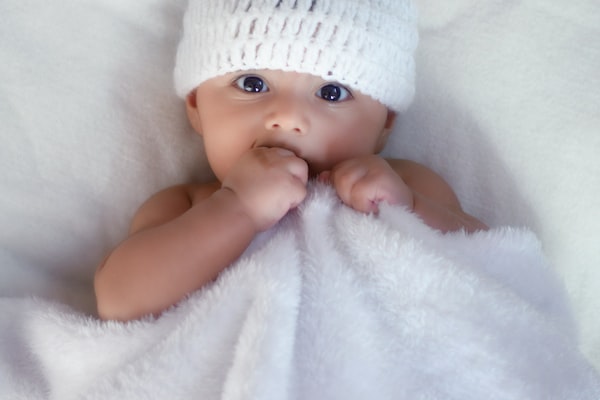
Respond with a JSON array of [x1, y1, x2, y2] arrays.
[[329, 162, 367, 205], [350, 181, 380, 214], [285, 156, 309, 185]]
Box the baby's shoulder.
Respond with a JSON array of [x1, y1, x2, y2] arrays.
[[385, 158, 435, 180], [128, 181, 220, 234]]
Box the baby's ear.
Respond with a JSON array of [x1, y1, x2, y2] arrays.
[[375, 111, 397, 152], [384, 111, 397, 130], [185, 89, 203, 135]]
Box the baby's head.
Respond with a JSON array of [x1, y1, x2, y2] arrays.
[[174, 0, 418, 178], [174, 0, 418, 113]]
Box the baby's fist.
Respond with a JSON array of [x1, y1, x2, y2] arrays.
[[322, 156, 413, 213], [222, 147, 308, 231]]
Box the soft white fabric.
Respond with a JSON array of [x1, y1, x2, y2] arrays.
[[1, 183, 598, 399], [1, 0, 599, 382], [0, 0, 210, 315], [174, 0, 418, 111], [382, 0, 600, 366]]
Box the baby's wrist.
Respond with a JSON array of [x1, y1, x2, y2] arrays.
[[211, 187, 261, 234]]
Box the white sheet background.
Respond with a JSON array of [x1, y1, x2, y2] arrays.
[[1, 0, 599, 369]]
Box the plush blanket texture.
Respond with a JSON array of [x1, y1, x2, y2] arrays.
[[1, 184, 598, 399]]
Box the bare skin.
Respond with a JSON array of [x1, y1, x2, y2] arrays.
[[94, 70, 487, 321]]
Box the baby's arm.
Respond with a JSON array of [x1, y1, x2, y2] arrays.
[[388, 158, 488, 232], [323, 155, 487, 233], [94, 185, 258, 321], [94, 147, 308, 321]]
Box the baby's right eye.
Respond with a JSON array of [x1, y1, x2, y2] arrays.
[[234, 75, 269, 93]]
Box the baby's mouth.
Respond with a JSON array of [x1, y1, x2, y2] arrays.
[[252, 141, 323, 177], [254, 142, 303, 159]]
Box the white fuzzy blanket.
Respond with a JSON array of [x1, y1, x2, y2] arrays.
[[1, 183, 598, 399]]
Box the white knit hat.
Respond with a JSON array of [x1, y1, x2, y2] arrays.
[[174, 0, 418, 112]]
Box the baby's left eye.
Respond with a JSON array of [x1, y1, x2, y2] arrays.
[[316, 84, 351, 102]]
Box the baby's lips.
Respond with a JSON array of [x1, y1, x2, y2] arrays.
[[255, 141, 301, 158], [274, 147, 296, 157]]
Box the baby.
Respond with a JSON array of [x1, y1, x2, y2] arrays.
[[94, 0, 487, 321]]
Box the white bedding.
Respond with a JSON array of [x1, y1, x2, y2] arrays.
[[1, 0, 599, 389], [1, 183, 598, 399]]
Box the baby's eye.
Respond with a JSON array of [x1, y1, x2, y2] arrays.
[[234, 75, 268, 93], [316, 83, 351, 102]]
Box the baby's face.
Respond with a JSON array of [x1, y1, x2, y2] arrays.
[[187, 69, 394, 180]]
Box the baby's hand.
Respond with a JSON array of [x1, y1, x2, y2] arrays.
[[320, 155, 413, 214], [222, 147, 308, 231]]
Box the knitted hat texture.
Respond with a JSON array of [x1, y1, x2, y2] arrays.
[[174, 0, 418, 112]]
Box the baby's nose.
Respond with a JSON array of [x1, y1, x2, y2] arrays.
[[270, 122, 302, 133], [265, 99, 308, 135]]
